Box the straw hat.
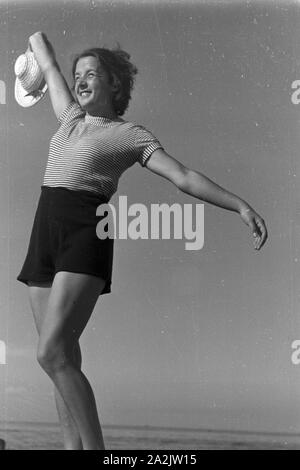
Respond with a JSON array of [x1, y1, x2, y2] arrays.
[[14, 51, 48, 107]]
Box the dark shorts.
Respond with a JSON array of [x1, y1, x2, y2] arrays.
[[17, 185, 114, 295]]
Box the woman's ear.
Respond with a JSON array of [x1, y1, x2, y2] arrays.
[[111, 74, 121, 95]]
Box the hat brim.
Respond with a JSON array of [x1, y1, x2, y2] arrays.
[[15, 77, 48, 108]]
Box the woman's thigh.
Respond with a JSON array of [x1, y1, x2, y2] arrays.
[[28, 281, 52, 334], [38, 271, 106, 351]]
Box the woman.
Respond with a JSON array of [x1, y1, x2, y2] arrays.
[[17, 32, 267, 450]]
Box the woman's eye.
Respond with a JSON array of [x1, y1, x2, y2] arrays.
[[74, 73, 97, 81]]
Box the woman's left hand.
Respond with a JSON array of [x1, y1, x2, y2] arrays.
[[239, 205, 268, 250]]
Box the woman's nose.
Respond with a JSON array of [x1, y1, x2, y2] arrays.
[[78, 78, 88, 89]]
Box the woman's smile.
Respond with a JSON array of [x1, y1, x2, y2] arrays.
[[79, 90, 92, 97], [78, 90, 94, 102]]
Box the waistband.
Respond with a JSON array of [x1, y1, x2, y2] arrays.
[[41, 185, 109, 203]]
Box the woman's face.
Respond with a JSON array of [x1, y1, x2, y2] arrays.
[[74, 56, 116, 115]]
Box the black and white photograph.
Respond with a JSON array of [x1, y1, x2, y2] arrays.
[[0, 0, 299, 451]]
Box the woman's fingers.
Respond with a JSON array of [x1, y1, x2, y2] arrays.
[[253, 216, 268, 250], [240, 208, 268, 250]]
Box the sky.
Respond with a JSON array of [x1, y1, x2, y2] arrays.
[[0, 0, 300, 434]]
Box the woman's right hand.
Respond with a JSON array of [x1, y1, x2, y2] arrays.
[[28, 32, 56, 72], [26, 32, 74, 120]]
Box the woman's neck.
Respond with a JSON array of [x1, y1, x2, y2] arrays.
[[86, 106, 117, 120]]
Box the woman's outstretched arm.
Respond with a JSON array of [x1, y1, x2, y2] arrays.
[[28, 32, 73, 119], [145, 148, 268, 250]]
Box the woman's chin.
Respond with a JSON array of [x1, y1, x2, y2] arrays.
[[79, 102, 88, 111], [78, 99, 90, 110], [77, 95, 94, 110]]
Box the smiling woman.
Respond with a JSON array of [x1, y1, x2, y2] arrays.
[[71, 46, 138, 117], [74, 57, 118, 118], [16, 31, 267, 451]]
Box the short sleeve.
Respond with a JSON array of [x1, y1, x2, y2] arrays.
[[57, 100, 85, 126], [134, 125, 164, 167]]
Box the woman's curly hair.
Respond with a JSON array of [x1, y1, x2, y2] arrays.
[[71, 45, 138, 116]]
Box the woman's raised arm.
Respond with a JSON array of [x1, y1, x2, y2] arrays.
[[28, 32, 74, 119]]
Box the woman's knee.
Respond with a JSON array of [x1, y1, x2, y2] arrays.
[[37, 339, 80, 373], [37, 339, 70, 373], [37, 343, 65, 373]]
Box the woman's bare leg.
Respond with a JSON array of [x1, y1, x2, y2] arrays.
[[28, 282, 83, 450], [54, 343, 83, 449], [36, 271, 106, 450]]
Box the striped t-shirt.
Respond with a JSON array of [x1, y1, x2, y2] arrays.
[[43, 101, 164, 199]]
